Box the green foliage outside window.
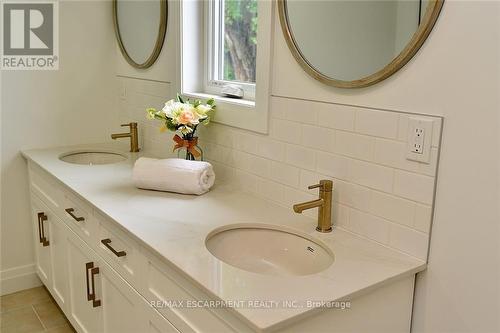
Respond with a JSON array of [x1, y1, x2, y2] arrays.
[[223, 0, 257, 83]]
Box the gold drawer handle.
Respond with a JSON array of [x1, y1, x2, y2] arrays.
[[37, 212, 50, 247], [101, 239, 126, 257], [85, 262, 101, 308], [65, 208, 85, 222]]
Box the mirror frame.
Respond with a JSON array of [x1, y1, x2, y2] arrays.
[[277, 0, 444, 88], [113, 0, 168, 69]]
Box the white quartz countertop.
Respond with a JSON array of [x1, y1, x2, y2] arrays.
[[22, 143, 426, 332]]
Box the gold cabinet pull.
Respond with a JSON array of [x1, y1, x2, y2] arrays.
[[101, 239, 126, 257], [37, 212, 49, 247], [65, 208, 85, 222], [85, 262, 101, 308]]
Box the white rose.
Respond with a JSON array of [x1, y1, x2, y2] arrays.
[[162, 100, 183, 118]]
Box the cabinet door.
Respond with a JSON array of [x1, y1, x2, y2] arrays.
[[141, 304, 179, 333], [31, 198, 51, 286], [100, 263, 145, 333], [67, 230, 103, 333], [48, 214, 69, 310]]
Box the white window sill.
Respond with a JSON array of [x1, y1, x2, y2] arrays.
[[184, 91, 255, 108], [183, 91, 267, 134]]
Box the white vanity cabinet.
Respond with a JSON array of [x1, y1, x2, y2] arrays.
[[26, 157, 418, 333], [28, 163, 182, 333], [30, 196, 52, 287], [31, 195, 69, 310], [66, 227, 158, 333]]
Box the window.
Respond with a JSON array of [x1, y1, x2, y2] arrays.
[[206, 0, 258, 100], [179, 0, 272, 133]]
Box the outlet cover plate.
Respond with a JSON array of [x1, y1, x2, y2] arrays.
[[406, 117, 433, 163]]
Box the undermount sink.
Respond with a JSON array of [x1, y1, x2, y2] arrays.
[[206, 224, 334, 276], [59, 150, 127, 165]]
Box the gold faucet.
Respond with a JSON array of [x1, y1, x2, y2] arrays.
[[293, 180, 333, 233], [111, 122, 140, 152]]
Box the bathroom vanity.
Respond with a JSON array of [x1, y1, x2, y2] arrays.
[[23, 144, 425, 333]]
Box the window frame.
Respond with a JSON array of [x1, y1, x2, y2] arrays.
[[204, 0, 256, 101], [178, 0, 273, 134]]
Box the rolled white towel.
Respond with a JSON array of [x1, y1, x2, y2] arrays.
[[132, 157, 215, 195]]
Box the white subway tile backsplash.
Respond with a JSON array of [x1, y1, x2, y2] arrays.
[[258, 178, 286, 204], [233, 170, 259, 194], [270, 97, 287, 120], [234, 132, 259, 155], [213, 125, 235, 148], [349, 209, 391, 244], [317, 103, 356, 131], [284, 98, 318, 125], [270, 161, 300, 187], [348, 159, 394, 193], [301, 124, 334, 152], [118, 82, 442, 262], [397, 114, 409, 142], [369, 191, 415, 227], [316, 152, 350, 180], [335, 131, 375, 161], [285, 144, 316, 170], [232, 151, 251, 170], [389, 224, 429, 260], [271, 119, 302, 144], [248, 155, 271, 178], [355, 109, 399, 139], [394, 170, 435, 204], [333, 180, 371, 212], [432, 119, 442, 147], [299, 170, 327, 190], [210, 161, 234, 182], [333, 203, 350, 228], [419, 147, 439, 176], [414, 204, 433, 233], [256, 137, 286, 161], [374, 138, 420, 173]]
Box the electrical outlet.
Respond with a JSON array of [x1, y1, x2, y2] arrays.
[[406, 117, 433, 163]]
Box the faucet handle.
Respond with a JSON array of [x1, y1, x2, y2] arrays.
[[308, 180, 333, 192], [120, 122, 137, 128]]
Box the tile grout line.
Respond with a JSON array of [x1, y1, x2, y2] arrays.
[[31, 304, 47, 330]]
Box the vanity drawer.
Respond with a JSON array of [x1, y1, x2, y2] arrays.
[[63, 191, 96, 244], [143, 255, 252, 333], [96, 213, 142, 286], [29, 162, 65, 216]]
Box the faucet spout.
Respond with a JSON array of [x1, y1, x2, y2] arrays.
[[111, 133, 131, 139], [293, 198, 324, 213], [292, 180, 333, 233], [111, 122, 140, 152]]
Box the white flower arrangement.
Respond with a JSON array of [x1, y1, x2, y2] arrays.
[[146, 94, 215, 136]]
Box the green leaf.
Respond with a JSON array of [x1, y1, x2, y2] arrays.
[[166, 119, 177, 132], [176, 93, 185, 104]]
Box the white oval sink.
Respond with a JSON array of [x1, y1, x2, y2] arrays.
[[206, 224, 334, 276], [59, 150, 127, 165]]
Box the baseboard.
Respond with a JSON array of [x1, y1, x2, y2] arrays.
[[0, 264, 42, 296]]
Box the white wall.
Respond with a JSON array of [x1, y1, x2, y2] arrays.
[[0, 0, 116, 294], [272, 1, 500, 331], [122, 1, 499, 331]]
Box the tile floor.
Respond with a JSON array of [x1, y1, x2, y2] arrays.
[[0, 286, 75, 333]]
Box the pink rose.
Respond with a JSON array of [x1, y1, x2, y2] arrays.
[[178, 109, 199, 125]]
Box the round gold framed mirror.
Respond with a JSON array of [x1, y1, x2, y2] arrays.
[[278, 0, 444, 88], [113, 0, 167, 69]]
